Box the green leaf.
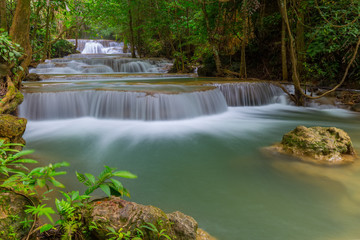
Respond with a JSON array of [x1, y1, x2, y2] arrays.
[[100, 184, 111, 197], [12, 149, 34, 159], [72, 191, 80, 201], [76, 172, 86, 183], [49, 179, 65, 188], [110, 178, 124, 191], [85, 173, 96, 184], [37, 178, 46, 188], [113, 171, 137, 179], [40, 224, 54, 233], [12, 158, 38, 164]]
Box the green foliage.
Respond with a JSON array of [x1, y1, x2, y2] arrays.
[[140, 220, 172, 240], [76, 166, 137, 198], [0, 31, 24, 74], [51, 39, 77, 58], [0, 140, 137, 239]]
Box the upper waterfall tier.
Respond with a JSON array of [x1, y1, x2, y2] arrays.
[[19, 88, 228, 121], [67, 39, 129, 54]]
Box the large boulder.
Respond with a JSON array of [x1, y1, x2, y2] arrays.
[[266, 126, 356, 165], [0, 114, 27, 147], [0, 189, 33, 239], [89, 197, 215, 240]]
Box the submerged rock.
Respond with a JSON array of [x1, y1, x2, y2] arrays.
[[89, 197, 215, 240], [266, 126, 356, 165], [0, 114, 27, 147], [0, 190, 32, 239]]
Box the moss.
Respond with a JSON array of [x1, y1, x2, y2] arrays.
[[278, 126, 356, 164], [0, 115, 27, 147]]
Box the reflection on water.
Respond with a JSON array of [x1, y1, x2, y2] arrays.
[[23, 104, 360, 240]]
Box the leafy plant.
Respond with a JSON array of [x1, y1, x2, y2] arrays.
[[0, 31, 24, 74], [0, 141, 138, 240], [76, 166, 137, 198], [140, 220, 172, 240], [53, 190, 91, 239], [106, 226, 144, 240]]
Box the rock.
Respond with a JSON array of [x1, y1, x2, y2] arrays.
[[24, 73, 41, 81], [89, 197, 216, 240], [351, 103, 360, 112], [197, 228, 217, 240], [266, 126, 356, 165], [0, 114, 27, 147], [167, 211, 198, 240], [0, 189, 33, 239]]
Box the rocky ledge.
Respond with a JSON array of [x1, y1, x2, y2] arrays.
[[265, 126, 357, 165], [90, 197, 216, 240]]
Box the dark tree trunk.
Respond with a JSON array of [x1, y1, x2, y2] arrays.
[[281, 19, 288, 81]]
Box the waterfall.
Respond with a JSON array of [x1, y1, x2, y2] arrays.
[[67, 39, 128, 54], [19, 89, 228, 121], [30, 57, 170, 74], [81, 41, 105, 54], [211, 82, 285, 106]]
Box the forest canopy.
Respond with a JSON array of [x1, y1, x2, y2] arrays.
[[0, 0, 359, 109]]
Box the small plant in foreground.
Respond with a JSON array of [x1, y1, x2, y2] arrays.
[[0, 140, 137, 239]]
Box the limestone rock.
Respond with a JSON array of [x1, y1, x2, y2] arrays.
[[0, 190, 32, 239], [197, 228, 217, 240], [167, 211, 198, 240], [24, 73, 41, 81], [89, 197, 216, 240], [0, 114, 27, 147], [266, 126, 356, 165]]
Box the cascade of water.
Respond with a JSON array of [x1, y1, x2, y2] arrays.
[[67, 39, 129, 54], [19, 89, 228, 121], [211, 82, 285, 106], [30, 57, 169, 74], [81, 41, 105, 54]]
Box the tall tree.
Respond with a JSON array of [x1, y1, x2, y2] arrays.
[[9, 0, 32, 73], [278, 0, 360, 106]]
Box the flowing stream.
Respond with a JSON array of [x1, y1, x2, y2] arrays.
[[22, 40, 360, 240]]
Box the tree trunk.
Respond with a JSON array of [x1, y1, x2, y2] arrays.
[[10, 0, 32, 75], [296, 4, 305, 77], [199, 0, 222, 75], [240, 40, 247, 79], [128, 0, 136, 58], [0, 0, 32, 114], [281, 19, 288, 81], [279, 0, 304, 105], [0, 0, 7, 31], [239, 0, 248, 79], [42, 4, 51, 61]]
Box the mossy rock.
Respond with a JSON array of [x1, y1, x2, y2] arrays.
[[0, 189, 33, 239], [0, 114, 27, 147], [89, 197, 216, 240], [266, 126, 356, 165]]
